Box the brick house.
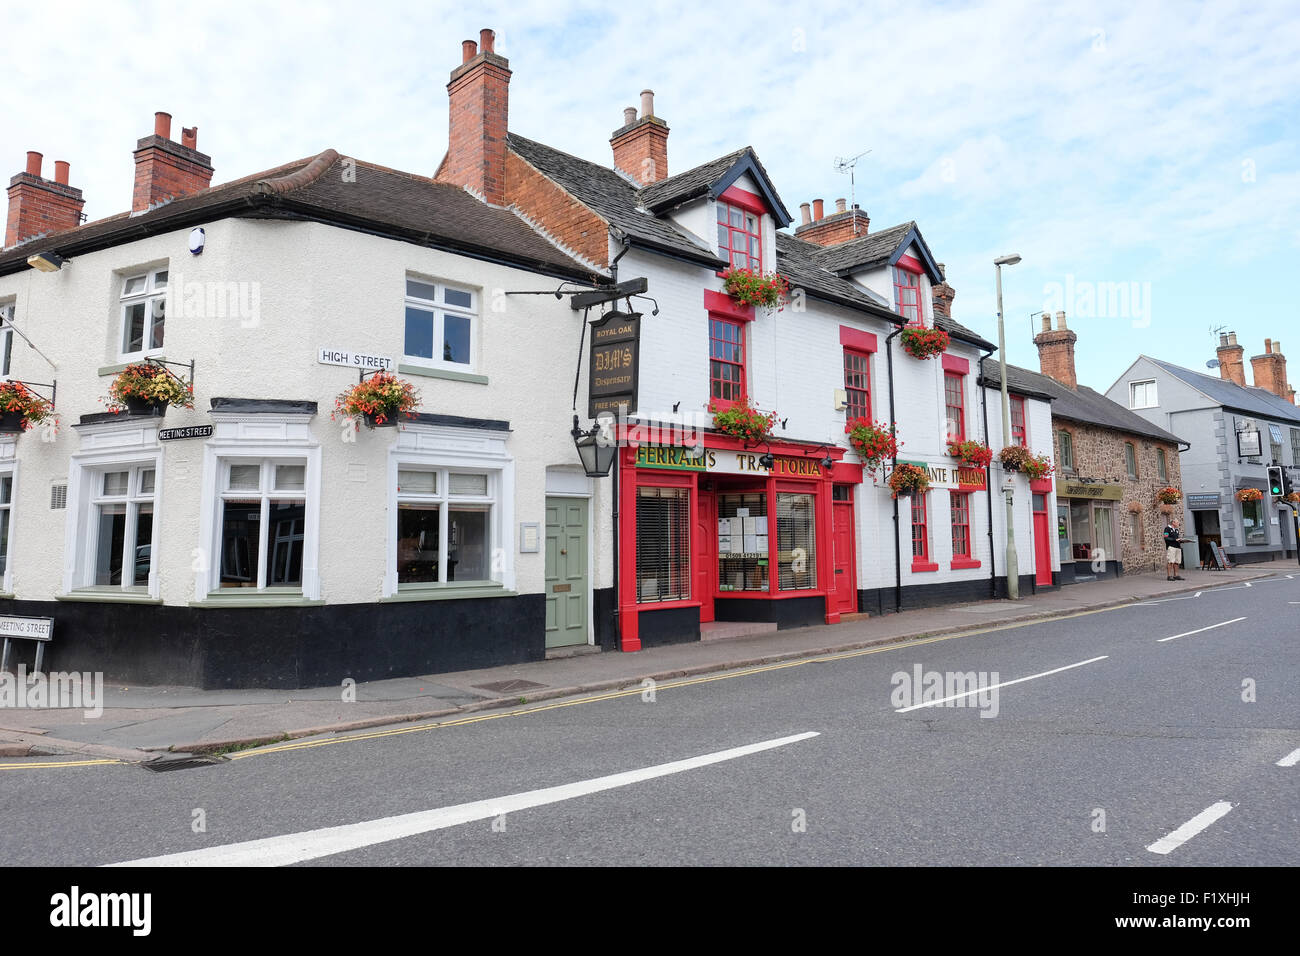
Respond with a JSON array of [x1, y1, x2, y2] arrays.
[[983, 312, 1187, 582]]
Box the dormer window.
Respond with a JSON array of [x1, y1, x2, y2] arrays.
[[893, 262, 923, 326], [717, 200, 762, 271]]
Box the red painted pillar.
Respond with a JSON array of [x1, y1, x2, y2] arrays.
[[818, 473, 839, 624], [617, 446, 641, 651]]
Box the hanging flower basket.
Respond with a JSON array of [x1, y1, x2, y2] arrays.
[[1126, 500, 1144, 513], [0, 381, 54, 433], [888, 462, 930, 498], [1155, 486, 1183, 505], [900, 325, 950, 360], [946, 438, 993, 469], [998, 444, 1031, 472], [709, 400, 777, 442], [721, 268, 790, 310], [335, 372, 421, 429], [845, 418, 900, 477], [1284, 492, 1300, 505], [1022, 453, 1055, 481], [1157, 503, 1177, 515], [106, 363, 194, 417], [1235, 487, 1263, 502]]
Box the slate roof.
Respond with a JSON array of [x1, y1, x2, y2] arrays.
[[811, 221, 916, 274], [1, 150, 601, 282], [775, 233, 896, 317], [937, 315, 995, 351], [508, 133, 724, 268], [1144, 357, 1300, 425], [637, 148, 793, 226], [981, 359, 1187, 445]]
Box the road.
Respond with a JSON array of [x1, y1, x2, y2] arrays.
[[2, 573, 1297, 866]]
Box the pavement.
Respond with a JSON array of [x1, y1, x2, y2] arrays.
[[2, 559, 1295, 763]]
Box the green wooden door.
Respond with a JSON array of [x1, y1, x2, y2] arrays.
[[545, 497, 588, 648]]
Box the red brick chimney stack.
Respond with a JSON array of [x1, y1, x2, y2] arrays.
[[1250, 338, 1290, 400], [438, 29, 512, 205], [1216, 332, 1246, 386], [610, 89, 669, 184], [5, 149, 86, 248], [793, 196, 870, 246], [931, 263, 956, 318], [1034, 310, 1079, 390], [132, 110, 215, 212]]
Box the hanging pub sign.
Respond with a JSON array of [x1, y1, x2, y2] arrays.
[[1236, 426, 1262, 458], [588, 310, 640, 419]]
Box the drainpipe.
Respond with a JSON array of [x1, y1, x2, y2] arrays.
[[977, 348, 997, 599], [885, 324, 905, 613]]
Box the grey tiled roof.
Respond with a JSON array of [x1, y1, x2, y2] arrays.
[[936, 315, 996, 351], [775, 233, 895, 316], [810, 221, 917, 274], [1146, 357, 1300, 425], [636, 148, 749, 210], [981, 359, 1187, 445], [508, 133, 724, 268]]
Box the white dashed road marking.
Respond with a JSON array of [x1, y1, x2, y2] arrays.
[[1146, 802, 1234, 855], [1156, 617, 1247, 643], [893, 656, 1108, 713], [1277, 748, 1300, 768]]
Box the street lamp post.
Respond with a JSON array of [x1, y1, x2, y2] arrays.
[[994, 254, 1022, 599]]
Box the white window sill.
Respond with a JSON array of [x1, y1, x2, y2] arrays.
[[191, 589, 323, 608], [57, 588, 162, 605], [397, 363, 487, 385], [382, 581, 513, 603]]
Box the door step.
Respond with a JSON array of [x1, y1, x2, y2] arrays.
[[545, 644, 601, 660], [837, 612, 871, 623], [700, 621, 779, 642]]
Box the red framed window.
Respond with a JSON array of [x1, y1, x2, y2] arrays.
[[894, 265, 923, 325], [717, 202, 762, 271], [951, 491, 971, 558], [944, 372, 965, 442], [843, 349, 871, 420], [709, 316, 745, 404], [1010, 395, 1027, 447], [911, 493, 929, 562]]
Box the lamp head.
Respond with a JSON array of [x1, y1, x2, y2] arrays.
[[994, 254, 1022, 266]]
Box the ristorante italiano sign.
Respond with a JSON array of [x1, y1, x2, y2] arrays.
[[896, 460, 988, 490]]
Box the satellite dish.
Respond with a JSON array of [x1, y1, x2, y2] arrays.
[[1206, 358, 1220, 369], [188, 227, 206, 255]]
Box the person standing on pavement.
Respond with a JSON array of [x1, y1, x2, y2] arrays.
[[1164, 516, 1189, 580]]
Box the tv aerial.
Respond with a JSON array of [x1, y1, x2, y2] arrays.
[[834, 149, 871, 235]]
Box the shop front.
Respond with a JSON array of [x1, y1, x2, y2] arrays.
[[1054, 479, 1123, 583], [617, 431, 862, 651]]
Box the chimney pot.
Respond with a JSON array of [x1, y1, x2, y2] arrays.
[[461, 39, 477, 62], [1219, 332, 1229, 347], [640, 89, 655, 118], [181, 126, 198, 150], [7, 150, 84, 246], [479, 28, 494, 53], [1265, 338, 1273, 354], [1228, 332, 1238, 346], [24, 151, 42, 176], [440, 30, 512, 205], [799, 202, 811, 226], [623, 107, 636, 126], [812, 198, 824, 221], [53, 160, 69, 185], [1275, 340, 1283, 355], [835, 198, 846, 214], [1056, 310, 1067, 330], [154, 111, 172, 139], [1041, 312, 1051, 332]]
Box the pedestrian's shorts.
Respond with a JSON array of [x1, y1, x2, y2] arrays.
[[1166, 546, 1182, 564]]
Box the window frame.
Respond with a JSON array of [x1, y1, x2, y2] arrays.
[[716, 200, 762, 272], [66, 455, 162, 598], [1009, 395, 1027, 447], [1156, 447, 1167, 481], [709, 314, 747, 408], [843, 348, 872, 421], [944, 371, 966, 443], [215, 458, 309, 593], [1124, 442, 1138, 479], [403, 276, 478, 373], [1291, 428, 1300, 467], [910, 492, 937, 571], [636, 485, 692, 604], [950, 490, 979, 569], [0, 466, 14, 592], [893, 262, 924, 326], [118, 268, 169, 361], [0, 302, 14, 379], [394, 466, 498, 587], [1129, 379, 1158, 409], [1241, 498, 1267, 545], [1059, 429, 1075, 472]]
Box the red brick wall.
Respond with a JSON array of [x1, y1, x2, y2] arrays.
[[610, 120, 668, 185], [792, 209, 870, 246], [5, 174, 84, 246], [438, 53, 511, 205], [1034, 328, 1079, 390], [506, 151, 609, 267], [132, 136, 214, 212]]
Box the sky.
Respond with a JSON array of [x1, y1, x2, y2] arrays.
[[3, 0, 1298, 392]]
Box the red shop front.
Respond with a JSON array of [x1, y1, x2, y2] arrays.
[[617, 430, 863, 651]]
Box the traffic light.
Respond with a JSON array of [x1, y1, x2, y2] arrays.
[[1267, 465, 1284, 499], [1284, 467, 1295, 498]]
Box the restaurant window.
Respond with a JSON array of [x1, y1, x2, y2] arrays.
[[1156, 448, 1167, 481], [77, 464, 156, 591], [119, 268, 168, 360], [1059, 430, 1074, 471], [1241, 498, 1267, 544], [1124, 442, 1138, 479], [218, 459, 307, 591], [1092, 503, 1115, 560], [404, 276, 476, 370], [0, 470, 12, 581], [717, 493, 767, 592], [944, 372, 965, 442], [843, 349, 871, 420], [951, 491, 972, 559], [716, 201, 761, 271], [893, 265, 922, 325], [1069, 499, 1092, 560], [709, 316, 745, 405], [777, 493, 816, 590], [1010, 395, 1026, 447], [395, 468, 495, 585], [636, 487, 690, 602], [911, 493, 931, 567], [1129, 380, 1157, 409]]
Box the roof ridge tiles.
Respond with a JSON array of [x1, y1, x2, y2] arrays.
[[253, 149, 342, 196]]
